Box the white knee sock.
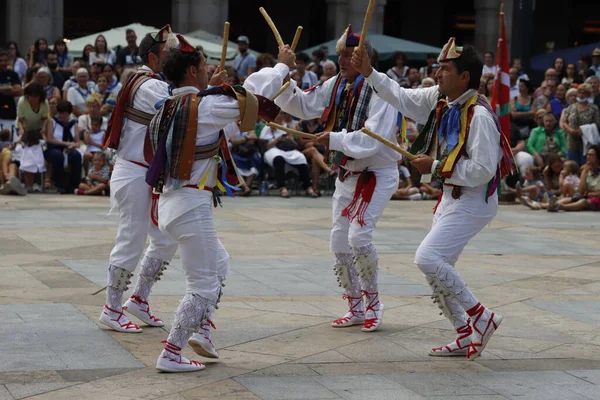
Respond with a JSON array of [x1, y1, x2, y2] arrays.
[[354, 244, 380, 312], [132, 256, 167, 301], [166, 294, 208, 350], [428, 262, 479, 312]]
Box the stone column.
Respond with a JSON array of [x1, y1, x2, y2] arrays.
[[348, 0, 387, 35], [171, 0, 229, 35], [326, 0, 350, 40], [474, 0, 499, 54], [6, 0, 63, 54]]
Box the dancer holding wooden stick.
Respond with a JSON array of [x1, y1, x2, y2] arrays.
[[249, 19, 402, 331], [352, 38, 515, 359]]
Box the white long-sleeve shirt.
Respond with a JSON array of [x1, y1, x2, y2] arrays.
[[250, 63, 402, 171], [365, 70, 501, 188], [117, 66, 170, 165]]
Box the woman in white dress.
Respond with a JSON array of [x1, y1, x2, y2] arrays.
[[260, 112, 315, 198]]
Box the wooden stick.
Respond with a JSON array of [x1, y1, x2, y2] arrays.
[[358, 0, 376, 50], [271, 82, 290, 101], [259, 7, 284, 48], [267, 122, 316, 140], [219, 22, 230, 71], [291, 26, 303, 51], [360, 128, 415, 160]]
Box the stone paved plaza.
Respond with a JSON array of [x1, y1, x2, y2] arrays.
[[0, 194, 599, 400]]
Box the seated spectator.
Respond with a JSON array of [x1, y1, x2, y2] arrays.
[[546, 83, 568, 120], [510, 79, 535, 138], [79, 44, 94, 69], [83, 115, 105, 174], [391, 162, 420, 200], [6, 41, 27, 81], [0, 129, 25, 195], [421, 77, 435, 88], [548, 144, 600, 211], [516, 166, 545, 202], [44, 100, 83, 193], [298, 119, 335, 196], [559, 160, 580, 198], [256, 53, 276, 71], [66, 68, 92, 117], [92, 75, 117, 117], [478, 75, 494, 101], [260, 112, 314, 198], [309, 50, 325, 78], [89, 35, 116, 65], [560, 83, 600, 166], [75, 151, 109, 195], [543, 153, 563, 197], [98, 63, 122, 95], [78, 96, 108, 132], [16, 129, 46, 192], [34, 67, 61, 99], [229, 125, 262, 196], [54, 38, 73, 73], [320, 60, 337, 83], [562, 63, 578, 87], [526, 112, 566, 166], [119, 67, 136, 86], [45, 50, 66, 91]]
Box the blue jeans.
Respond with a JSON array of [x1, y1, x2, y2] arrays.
[[567, 150, 585, 167]]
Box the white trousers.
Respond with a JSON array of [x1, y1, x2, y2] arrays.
[[161, 191, 229, 304], [415, 185, 497, 273], [108, 169, 178, 272], [330, 167, 399, 253]]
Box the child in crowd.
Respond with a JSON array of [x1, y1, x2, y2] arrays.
[[516, 166, 545, 203], [83, 116, 105, 175], [391, 161, 419, 200], [559, 160, 580, 198], [75, 151, 109, 195], [17, 129, 46, 192]]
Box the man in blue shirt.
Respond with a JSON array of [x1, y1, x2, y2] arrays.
[[232, 36, 256, 82]]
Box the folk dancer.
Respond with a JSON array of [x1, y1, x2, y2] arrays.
[[99, 25, 179, 333], [352, 38, 515, 359], [256, 25, 402, 332], [146, 34, 279, 372]]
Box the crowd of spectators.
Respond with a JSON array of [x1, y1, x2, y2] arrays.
[[0, 29, 599, 211]]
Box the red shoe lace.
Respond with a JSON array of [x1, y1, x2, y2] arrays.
[[430, 319, 473, 354], [199, 319, 216, 344], [466, 304, 497, 358], [161, 340, 203, 366], [128, 295, 163, 323], [333, 294, 364, 325], [361, 291, 380, 329], [103, 305, 140, 330]]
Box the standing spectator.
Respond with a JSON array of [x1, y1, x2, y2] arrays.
[[309, 49, 326, 77], [44, 100, 82, 193], [45, 51, 66, 91], [526, 113, 566, 166], [560, 83, 600, 166], [0, 49, 23, 136], [479, 75, 494, 101], [578, 54, 595, 81], [320, 60, 337, 83], [89, 35, 116, 65], [28, 38, 49, 67], [116, 29, 142, 74], [34, 67, 61, 99], [294, 52, 319, 90], [232, 36, 256, 82], [534, 68, 558, 99], [535, 78, 557, 112], [510, 78, 535, 139], [79, 44, 94, 68], [547, 83, 568, 120], [229, 126, 262, 196], [562, 63, 578, 86], [54, 38, 73, 73], [386, 51, 408, 83], [0, 129, 26, 195], [407, 67, 421, 87], [419, 54, 436, 80], [553, 57, 566, 83], [256, 53, 275, 71], [591, 48, 600, 77], [66, 68, 92, 117], [16, 83, 50, 138], [421, 77, 435, 88], [509, 67, 519, 99], [482, 52, 497, 76], [6, 41, 27, 81], [589, 76, 600, 108]]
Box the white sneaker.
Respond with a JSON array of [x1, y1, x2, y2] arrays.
[[99, 305, 143, 333], [188, 320, 219, 359], [156, 343, 205, 373], [429, 321, 472, 357], [123, 295, 164, 327]]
